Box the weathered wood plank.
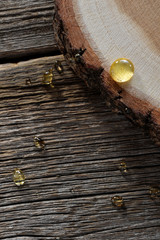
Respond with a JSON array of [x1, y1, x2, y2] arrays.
[[0, 0, 57, 61], [0, 55, 160, 239], [74, 225, 160, 240]]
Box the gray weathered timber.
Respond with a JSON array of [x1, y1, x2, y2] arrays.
[[0, 0, 57, 60], [0, 0, 160, 239], [0, 55, 160, 239]]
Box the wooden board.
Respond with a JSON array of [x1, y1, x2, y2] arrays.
[[1, 55, 160, 240], [0, 1, 160, 239], [0, 0, 58, 61]]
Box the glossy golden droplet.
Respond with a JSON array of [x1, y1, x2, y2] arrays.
[[68, 57, 74, 64], [74, 48, 86, 63], [119, 161, 128, 174], [149, 187, 160, 199], [26, 79, 32, 86], [13, 169, 25, 186], [54, 60, 63, 74], [42, 69, 54, 88], [34, 136, 45, 150], [110, 58, 134, 83], [111, 196, 124, 207], [75, 53, 81, 63]]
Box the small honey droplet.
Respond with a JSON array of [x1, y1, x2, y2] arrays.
[[34, 136, 45, 150], [149, 187, 160, 199], [26, 79, 32, 86], [42, 70, 54, 88], [54, 60, 63, 74], [75, 53, 81, 63], [119, 161, 128, 174], [68, 57, 74, 64], [111, 196, 124, 208], [70, 188, 75, 193], [110, 58, 134, 83], [13, 168, 25, 186]]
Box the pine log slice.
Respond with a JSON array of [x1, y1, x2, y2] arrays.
[[53, 0, 160, 144]]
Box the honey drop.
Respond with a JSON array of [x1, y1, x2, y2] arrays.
[[26, 79, 32, 86], [34, 136, 45, 150], [54, 60, 63, 74], [42, 69, 54, 87], [75, 53, 81, 63], [119, 161, 128, 174], [110, 58, 134, 83], [111, 196, 124, 208], [13, 169, 25, 186], [149, 187, 160, 199]]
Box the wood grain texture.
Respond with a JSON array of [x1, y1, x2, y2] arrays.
[[0, 0, 57, 61], [0, 1, 160, 239], [0, 55, 160, 239]]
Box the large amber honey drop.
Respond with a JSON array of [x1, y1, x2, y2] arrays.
[[110, 58, 134, 83]]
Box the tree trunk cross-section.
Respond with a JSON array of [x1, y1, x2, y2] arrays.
[[53, 0, 160, 145]]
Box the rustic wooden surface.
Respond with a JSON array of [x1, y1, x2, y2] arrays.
[[0, 1, 160, 239], [0, 0, 57, 61]]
